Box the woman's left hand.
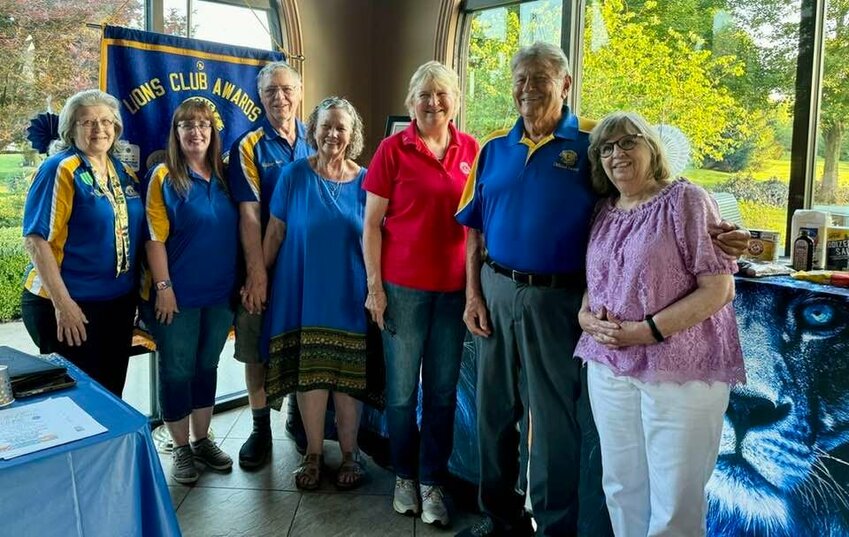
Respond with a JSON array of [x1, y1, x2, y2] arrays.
[[710, 221, 751, 257]]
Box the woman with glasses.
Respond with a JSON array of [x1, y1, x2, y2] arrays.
[[141, 99, 238, 484], [574, 111, 745, 536], [22, 89, 144, 397]]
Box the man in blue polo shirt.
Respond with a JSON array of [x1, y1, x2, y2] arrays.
[[228, 61, 313, 468], [455, 42, 748, 537]]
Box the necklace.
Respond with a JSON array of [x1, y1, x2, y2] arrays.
[[326, 179, 343, 198]]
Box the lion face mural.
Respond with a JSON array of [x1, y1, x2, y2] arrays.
[[707, 281, 849, 536]]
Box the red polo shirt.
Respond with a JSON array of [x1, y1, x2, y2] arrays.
[[364, 120, 479, 292]]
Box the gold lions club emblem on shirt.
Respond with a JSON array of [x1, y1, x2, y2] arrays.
[[554, 150, 579, 170]]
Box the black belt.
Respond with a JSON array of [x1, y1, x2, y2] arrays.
[[485, 258, 584, 288]]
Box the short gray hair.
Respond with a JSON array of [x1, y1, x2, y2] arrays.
[[306, 97, 364, 160], [404, 61, 461, 119], [256, 60, 301, 93], [510, 41, 572, 78], [588, 111, 672, 196], [51, 89, 123, 155]]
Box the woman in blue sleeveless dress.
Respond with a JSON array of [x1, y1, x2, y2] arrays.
[[262, 96, 372, 491]]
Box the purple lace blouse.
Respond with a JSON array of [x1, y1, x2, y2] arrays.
[[574, 179, 746, 385]]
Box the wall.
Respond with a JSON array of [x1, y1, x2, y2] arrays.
[[291, 0, 444, 163]]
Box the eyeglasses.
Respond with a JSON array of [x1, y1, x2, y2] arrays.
[[599, 134, 644, 158], [262, 85, 297, 98], [76, 118, 116, 130], [177, 121, 212, 132]]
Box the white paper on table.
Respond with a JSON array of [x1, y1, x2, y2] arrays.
[[0, 397, 107, 459]]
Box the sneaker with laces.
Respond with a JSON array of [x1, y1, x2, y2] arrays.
[[191, 437, 233, 471], [393, 477, 420, 515], [171, 445, 199, 485], [420, 484, 449, 526]]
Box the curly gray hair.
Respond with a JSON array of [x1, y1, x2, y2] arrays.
[[306, 97, 364, 160]]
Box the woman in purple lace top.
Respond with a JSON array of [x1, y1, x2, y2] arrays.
[[574, 111, 745, 537]]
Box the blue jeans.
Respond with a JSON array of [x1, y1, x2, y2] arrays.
[[382, 282, 465, 485], [142, 303, 234, 422]]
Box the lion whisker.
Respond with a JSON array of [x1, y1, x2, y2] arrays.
[[814, 447, 849, 468], [809, 452, 849, 511]]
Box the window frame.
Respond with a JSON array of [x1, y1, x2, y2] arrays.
[[459, 0, 825, 254], [147, 0, 282, 49]]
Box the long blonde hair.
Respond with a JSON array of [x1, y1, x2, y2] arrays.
[[165, 99, 225, 197]]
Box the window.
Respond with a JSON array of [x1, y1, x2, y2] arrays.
[[162, 0, 280, 50], [580, 0, 801, 235], [463, 0, 562, 140], [460, 0, 816, 248], [812, 1, 849, 226]]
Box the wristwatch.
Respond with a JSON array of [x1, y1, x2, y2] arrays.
[[155, 279, 172, 291]]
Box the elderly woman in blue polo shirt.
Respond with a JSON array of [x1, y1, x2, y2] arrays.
[[143, 99, 239, 485], [22, 89, 144, 397]]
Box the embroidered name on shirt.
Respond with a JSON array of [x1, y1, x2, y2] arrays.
[[261, 160, 287, 169], [553, 150, 579, 171]]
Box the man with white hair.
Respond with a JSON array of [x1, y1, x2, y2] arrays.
[[228, 61, 312, 468], [455, 42, 748, 537]]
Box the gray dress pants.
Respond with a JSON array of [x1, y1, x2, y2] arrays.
[[475, 263, 612, 537]]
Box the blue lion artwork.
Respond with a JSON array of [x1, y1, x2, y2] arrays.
[[706, 278, 849, 536], [361, 276, 849, 535]]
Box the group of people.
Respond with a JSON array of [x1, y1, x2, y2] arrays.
[[21, 41, 750, 537]]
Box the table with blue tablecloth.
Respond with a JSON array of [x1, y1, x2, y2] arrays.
[[361, 275, 849, 536], [0, 357, 181, 537]]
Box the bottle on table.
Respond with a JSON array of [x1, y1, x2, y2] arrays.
[[793, 229, 814, 272]]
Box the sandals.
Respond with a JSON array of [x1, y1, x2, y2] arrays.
[[294, 453, 323, 490], [336, 451, 368, 491]]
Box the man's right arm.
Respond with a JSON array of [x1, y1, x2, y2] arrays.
[[463, 229, 491, 337], [239, 201, 266, 314]]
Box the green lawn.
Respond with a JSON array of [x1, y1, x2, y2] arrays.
[[685, 157, 849, 189], [0, 153, 36, 194]]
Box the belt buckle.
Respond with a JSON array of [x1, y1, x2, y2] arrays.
[[511, 269, 532, 285]]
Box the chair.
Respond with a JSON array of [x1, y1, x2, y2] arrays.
[[711, 192, 744, 228]]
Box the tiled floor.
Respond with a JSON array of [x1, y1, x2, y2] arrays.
[[162, 405, 483, 536]]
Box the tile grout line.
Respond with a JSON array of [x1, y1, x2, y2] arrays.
[[286, 492, 304, 537]]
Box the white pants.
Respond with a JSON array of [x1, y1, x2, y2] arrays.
[[587, 360, 730, 537]]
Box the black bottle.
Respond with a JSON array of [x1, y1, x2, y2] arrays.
[[793, 229, 814, 271]]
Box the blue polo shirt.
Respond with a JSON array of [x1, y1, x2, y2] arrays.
[[22, 146, 145, 301], [228, 116, 313, 230], [144, 164, 238, 308], [456, 107, 598, 274]]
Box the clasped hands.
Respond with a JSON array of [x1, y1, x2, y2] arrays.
[[240, 268, 268, 315], [578, 305, 655, 349]]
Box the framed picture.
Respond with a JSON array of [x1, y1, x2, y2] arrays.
[[384, 115, 411, 138]]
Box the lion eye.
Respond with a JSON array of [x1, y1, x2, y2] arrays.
[[800, 302, 835, 328]]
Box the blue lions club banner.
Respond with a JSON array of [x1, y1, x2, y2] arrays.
[[100, 25, 284, 178]]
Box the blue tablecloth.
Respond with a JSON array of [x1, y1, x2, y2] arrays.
[[0, 357, 181, 537]]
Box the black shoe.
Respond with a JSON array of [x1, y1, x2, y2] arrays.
[[238, 420, 271, 469], [455, 516, 534, 537]]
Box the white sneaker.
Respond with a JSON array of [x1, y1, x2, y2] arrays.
[[393, 477, 420, 515], [420, 484, 449, 526]]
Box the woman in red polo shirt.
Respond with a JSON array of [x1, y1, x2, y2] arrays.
[[363, 61, 479, 527]]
